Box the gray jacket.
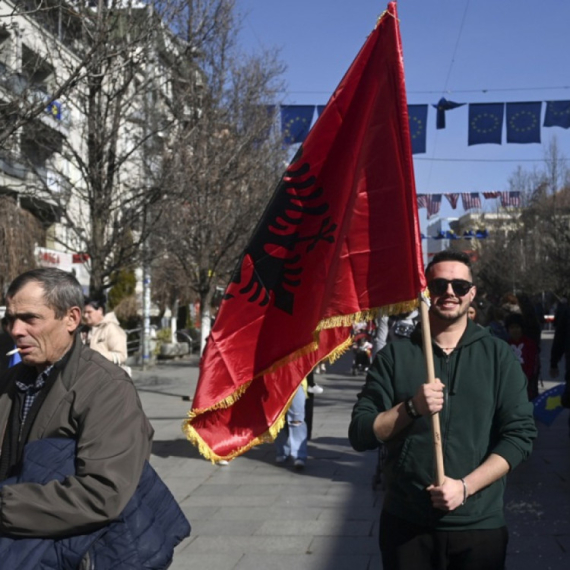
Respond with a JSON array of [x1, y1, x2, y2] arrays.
[[0, 336, 154, 538]]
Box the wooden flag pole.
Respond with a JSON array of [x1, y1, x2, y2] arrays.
[[419, 292, 445, 486]]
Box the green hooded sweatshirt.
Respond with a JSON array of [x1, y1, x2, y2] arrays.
[[349, 319, 537, 530]]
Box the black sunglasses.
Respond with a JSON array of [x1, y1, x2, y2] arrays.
[[428, 278, 473, 297]]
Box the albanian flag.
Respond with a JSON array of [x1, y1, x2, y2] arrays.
[[183, 2, 426, 462]]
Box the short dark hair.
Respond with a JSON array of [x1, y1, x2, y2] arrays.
[[84, 297, 106, 314], [7, 268, 84, 319], [425, 250, 472, 280]]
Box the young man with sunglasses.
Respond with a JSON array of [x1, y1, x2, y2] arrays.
[[349, 250, 536, 570]]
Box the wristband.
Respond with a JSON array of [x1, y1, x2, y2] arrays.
[[460, 477, 468, 505], [404, 397, 421, 419]]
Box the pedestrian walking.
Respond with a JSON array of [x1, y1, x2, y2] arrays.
[[349, 250, 536, 570]]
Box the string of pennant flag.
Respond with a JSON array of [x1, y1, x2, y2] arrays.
[[279, 100, 570, 151], [417, 190, 521, 217], [421, 229, 489, 240]]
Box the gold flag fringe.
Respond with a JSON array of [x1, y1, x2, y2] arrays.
[[182, 385, 294, 463], [376, 9, 389, 28], [316, 298, 419, 332], [184, 296, 419, 460], [186, 380, 252, 420]]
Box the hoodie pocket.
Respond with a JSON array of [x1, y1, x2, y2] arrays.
[[393, 432, 434, 484]]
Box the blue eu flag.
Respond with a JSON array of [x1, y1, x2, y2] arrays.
[[432, 97, 464, 129], [408, 105, 427, 154], [280, 105, 315, 145], [544, 101, 570, 129], [468, 103, 504, 145], [506, 102, 541, 144]]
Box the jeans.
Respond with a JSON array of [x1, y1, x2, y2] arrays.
[[275, 387, 307, 461]]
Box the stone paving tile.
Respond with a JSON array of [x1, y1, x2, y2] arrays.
[[507, 533, 563, 555], [189, 481, 334, 497], [233, 553, 373, 570], [188, 535, 312, 554], [157, 476, 209, 502], [307, 536, 379, 555], [209, 506, 323, 521], [506, 552, 568, 570], [316, 505, 379, 521], [204, 472, 316, 485], [188, 483, 284, 497], [180, 505, 220, 521], [180, 493, 278, 508], [190, 518, 264, 536], [170, 552, 243, 570], [274, 492, 376, 509], [254, 519, 374, 537]]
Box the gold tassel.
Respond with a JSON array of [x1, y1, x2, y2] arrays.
[[182, 388, 295, 463], [186, 297, 418, 419], [184, 296, 419, 459], [187, 380, 252, 419], [316, 298, 419, 331]]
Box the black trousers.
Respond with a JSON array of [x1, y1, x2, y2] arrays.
[[379, 510, 508, 570]]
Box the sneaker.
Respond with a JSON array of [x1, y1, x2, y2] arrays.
[[293, 459, 305, 470], [275, 455, 287, 464], [216, 459, 229, 466], [307, 383, 324, 395]]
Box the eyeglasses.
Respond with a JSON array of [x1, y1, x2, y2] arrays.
[[428, 278, 473, 297]]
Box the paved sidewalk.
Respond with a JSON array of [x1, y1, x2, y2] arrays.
[[132, 335, 570, 570]]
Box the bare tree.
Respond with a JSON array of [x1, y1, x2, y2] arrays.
[[0, 1, 200, 297], [0, 0, 285, 321], [476, 136, 570, 298], [151, 0, 286, 347], [0, 194, 43, 295]]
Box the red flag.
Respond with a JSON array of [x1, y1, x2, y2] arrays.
[[183, 2, 426, 462]]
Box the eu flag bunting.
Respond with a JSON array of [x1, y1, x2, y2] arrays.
[[408, 105, 427, 154], [183, 2, 426, 462], [506, 102, 541, 144], [316, 105, 326, 117], [468, 103, 504, 145], [281, 105, 315, 144], [433, 97, 465, 129], [544, 101, 570, 129]]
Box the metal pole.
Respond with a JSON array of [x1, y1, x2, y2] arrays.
[[141, 3, 154, 371], [142, 257, 151, 370]]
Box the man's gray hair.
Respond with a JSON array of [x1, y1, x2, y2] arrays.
[[7, 268, 84, 319]]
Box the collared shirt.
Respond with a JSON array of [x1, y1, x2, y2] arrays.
[[15, 365, 54, 425]]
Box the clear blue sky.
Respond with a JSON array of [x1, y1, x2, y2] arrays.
[[236, 0, 570, 225]]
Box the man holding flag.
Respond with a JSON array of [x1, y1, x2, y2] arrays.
[[349, 250, 536, 569]]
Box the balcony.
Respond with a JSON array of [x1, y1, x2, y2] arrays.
[[0, 63, 70, 135], [0, 150, 28, 180]]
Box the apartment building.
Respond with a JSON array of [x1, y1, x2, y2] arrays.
[[0, 1, 193, 295]]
